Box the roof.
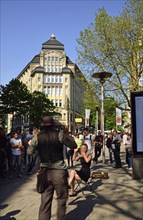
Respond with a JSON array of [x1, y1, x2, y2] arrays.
[[66, 56, 74, 64], [31, 66, 44, 77], [42, 34, 64, 51], [17, 54, 40, 79], [61, 67, 73, 75]]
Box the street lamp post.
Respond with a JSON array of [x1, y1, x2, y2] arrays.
[[92, 71, 112, 164], [95, 105, 99, 134]]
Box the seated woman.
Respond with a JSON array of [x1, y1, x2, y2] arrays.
[[68, 143, 92, 196]]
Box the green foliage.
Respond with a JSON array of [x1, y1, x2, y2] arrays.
[[0, 79, 57, 128], [77, 0, 143, 109], [0, 79, 31, 128], [28, 91, 56, 127], [104, 98, 118, 130]]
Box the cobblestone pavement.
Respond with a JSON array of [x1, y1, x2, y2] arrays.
[[0, 147, 143, 220]]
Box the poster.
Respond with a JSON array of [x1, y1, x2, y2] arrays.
[[135, 96, 143, 152]]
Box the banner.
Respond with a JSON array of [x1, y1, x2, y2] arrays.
[[85, 109, 90, 127], [116, 108, 122, 126]]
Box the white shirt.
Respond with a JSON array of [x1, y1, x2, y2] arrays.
[[83, 134, 94, 152], [10, 137, 22, 155]]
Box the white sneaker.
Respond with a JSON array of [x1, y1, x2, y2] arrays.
[[128, 167, 132, 170]]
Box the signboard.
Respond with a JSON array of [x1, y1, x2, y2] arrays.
[[131, 91, 143, 154], [75, 118, 82, 123], [116, 108, 122, 125]]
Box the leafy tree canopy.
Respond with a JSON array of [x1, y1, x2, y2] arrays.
[[0, 79, 31, 115], [28, 91, 56, 127], [76, 0, 143, 110]]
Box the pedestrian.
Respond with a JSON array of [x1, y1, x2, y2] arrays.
[[82, 128, 94, 154], [27, 127, 40, 174], [106, 133, 113, 164], [0, 127, 8, 178], [29, 116, 77, 220], [66, 131, 74, 168], [112, 130, 122, 168], [93, 130, 103, 163], [125, 134, 133, 170], [9, 131, 23, 178]]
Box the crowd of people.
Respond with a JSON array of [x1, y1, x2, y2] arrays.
[[0, 126, 40, 179], [0, 117, 133, 220], [0, 124, 133, 180]]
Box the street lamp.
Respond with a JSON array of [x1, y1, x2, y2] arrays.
[[92, 71, 112, 163], [95, 105, 99, 135]]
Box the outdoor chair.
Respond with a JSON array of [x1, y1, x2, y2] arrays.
[[74, 171, 109, 196]]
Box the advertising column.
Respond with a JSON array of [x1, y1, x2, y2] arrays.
[[131, 91, 143, 179]]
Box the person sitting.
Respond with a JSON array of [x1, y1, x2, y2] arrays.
[[68, 143, 92, 196]]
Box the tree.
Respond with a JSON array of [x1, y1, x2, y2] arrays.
[[104, 98, 119, 130], [76, 0, 143, 110], [0, 79, 31, 129], [28, 91, 56, 127]]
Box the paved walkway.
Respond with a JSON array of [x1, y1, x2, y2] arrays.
[[0, 148, 143, 220]]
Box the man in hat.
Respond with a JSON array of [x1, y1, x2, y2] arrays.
[[29, 116, 77, 220]]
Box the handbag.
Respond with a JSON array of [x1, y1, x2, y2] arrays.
[[91, 171, 109, 179], [36, 167, 48, 194]]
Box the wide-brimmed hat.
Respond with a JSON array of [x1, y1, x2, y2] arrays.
[[41, 116, 54, 126]]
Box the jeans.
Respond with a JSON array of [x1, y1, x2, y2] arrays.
[[108, 148, 113, 163], [113, 148, 121, 168], [127, 153, 133, 168], [94, 146, 101, 162], [38, 169, 68, 220], [11, 154, 22, 167]]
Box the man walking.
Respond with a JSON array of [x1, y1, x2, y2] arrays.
[[29, 116, 77, 220], [112, 130, 122, 168], [93, 131, 103, 163]]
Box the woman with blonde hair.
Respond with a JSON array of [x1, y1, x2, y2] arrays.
[[68, 143, 92, 196]]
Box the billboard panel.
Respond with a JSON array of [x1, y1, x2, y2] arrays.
[[131, 91, 143, 155]]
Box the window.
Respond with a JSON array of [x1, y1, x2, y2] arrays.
[[44, 64, 47, 72], [59, 100, 62, 107], [51, 75, 54, 83], [48, 86, 50, 95], [48, 57, 51, 62], [43, 87, 47, 94], [52, 57, 54, 62], [55, 75, 58, 83], [59, 86, 62, 96], [55, 100, 58, 107], [51, 86, 55, 95], [48, 75, 51, 83], [55, 86, 59, 96], [38, 77, 41, 82], [59, 65, 62, 72], [55, 57, 58, 62], [51, 65, 54, 72], [65, 78, 68, 83], [55, 66, 58, 72], [48, 65, 51, 72], [44, 75, 47, 83], [59, 76, 62, 83]]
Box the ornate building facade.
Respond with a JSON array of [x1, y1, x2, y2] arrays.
[[9, 35, 85, 132]]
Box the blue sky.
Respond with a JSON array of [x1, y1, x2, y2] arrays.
[[1, 0, 126, 85]]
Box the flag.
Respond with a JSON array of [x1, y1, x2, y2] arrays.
[[85, 109, 90, 127], [116, 108, 122, 126]]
